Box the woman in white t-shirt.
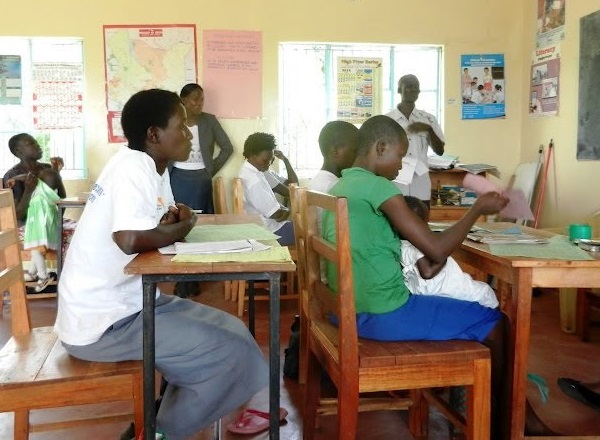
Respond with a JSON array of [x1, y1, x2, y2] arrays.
[[238, 132, 298, 245]]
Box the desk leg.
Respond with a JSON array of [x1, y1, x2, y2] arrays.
[[142, 279, 156, 440], [506, 269, 533, 440], [268, 273, 281, 440], [248, 280, 256, 337], [57, 207, 65, 278]]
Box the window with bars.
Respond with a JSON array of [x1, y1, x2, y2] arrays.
[[279, 42, 442, 178], [0, 37, 85, 180]]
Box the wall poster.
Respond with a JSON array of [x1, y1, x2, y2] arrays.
[[103, 24, 197, 143], [529, 44, 560, 117], [336, 57, 382, 124], [461, 54, 505, 120], [0, 55, 22, 105], [202, 30, 262, 119], [537, 0, 566, 47]]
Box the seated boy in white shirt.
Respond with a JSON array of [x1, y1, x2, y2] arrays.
[[238, 132, 298, 245]]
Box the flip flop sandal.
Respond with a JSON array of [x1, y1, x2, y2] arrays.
[[557, 377, 600, 411], [226, 407, 288, 435]]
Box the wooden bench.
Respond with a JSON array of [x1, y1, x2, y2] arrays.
[[0, 189, 143, 439]]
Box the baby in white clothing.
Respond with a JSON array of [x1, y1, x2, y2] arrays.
[[401, 196, 498, 309]]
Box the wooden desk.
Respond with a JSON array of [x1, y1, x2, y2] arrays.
[[429, 169, 486, 221], [452, 224, 600, 439], [56, 197, 86, 277], [124, 214, 296, 440]]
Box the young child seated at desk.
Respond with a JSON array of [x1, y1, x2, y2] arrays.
[[239, 132, 298, 245], [7, 168, 64, 291], [401, 195, 498, 309]]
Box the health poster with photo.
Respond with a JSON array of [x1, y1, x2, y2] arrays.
[[336, 57, 382, 124], [461, 54, 505, 120], [529, 44, 560, 117]]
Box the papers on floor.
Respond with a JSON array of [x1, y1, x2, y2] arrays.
[[462, 173, 534, 221], [159, 239, 271, 255], [467, 232, 549, 244]]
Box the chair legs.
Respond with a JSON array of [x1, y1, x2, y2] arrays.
[[14, 410, 29, 440], [303, 350, 322, 440]]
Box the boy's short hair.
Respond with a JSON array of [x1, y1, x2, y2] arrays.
[[356, 115, 407, 155], [180, 83, 203, 98], [404, 195, 429, 221], [8, 133, 30, 156], [121, 89, 182, 151], [318, 121, 358, 156], [243, 132, 276, 158]]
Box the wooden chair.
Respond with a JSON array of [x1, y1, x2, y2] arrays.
[[295, 187, 492, 439], [213, 176, 235, 300], [231, 177, 298, 317], [577, 288, 600, 341], [0, 189, 143, 439], [212, 176, 228, 215]]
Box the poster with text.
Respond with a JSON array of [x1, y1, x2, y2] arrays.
[[33, 63, 84, 129], [537, 0, 566, 47], [336, 57, 382, 124], [202, 30, 262, 118], [529, 44, 560, 117], [0, 55, 22, 105], [104, 24, 197, 142], [461, 54, 505, 120]]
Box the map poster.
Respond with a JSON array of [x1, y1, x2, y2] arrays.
[[336, 57, 382, 124], [103, 24, 197, 143], [461, 54, 505, 120], [529, 44, 560, 117], [0, 55, 22, 105]]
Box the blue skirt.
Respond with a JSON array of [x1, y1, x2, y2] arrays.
[[170, 167, 214, 214]]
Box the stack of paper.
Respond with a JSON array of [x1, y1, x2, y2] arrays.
[[159, 239, 270, 255], [456, 163, 500, 178], [428, 153, 459, 170], [467, 232, 548, 244]]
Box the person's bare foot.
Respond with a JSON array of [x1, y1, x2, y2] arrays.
[[524, 400, 560, 436]]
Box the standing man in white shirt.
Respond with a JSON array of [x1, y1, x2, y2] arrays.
[[386, 74, 445, 205]]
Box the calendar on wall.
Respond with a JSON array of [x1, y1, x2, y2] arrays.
[[336, 57, 382, 124]]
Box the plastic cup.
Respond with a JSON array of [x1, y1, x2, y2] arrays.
[[569, 223, 592, 242]]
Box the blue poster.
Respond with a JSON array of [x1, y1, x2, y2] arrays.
[[0, 55, 22, 105], [461, 54, 505, 120]]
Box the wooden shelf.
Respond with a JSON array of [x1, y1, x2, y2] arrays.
[[429, 169, 486, 222]]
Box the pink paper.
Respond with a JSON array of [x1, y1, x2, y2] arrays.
[[462, 174, 534, 221]]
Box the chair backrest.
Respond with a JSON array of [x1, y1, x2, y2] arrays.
[[0, 190, 32, 336], [232, 177, 245, 215], [289, 185, 307, 292], [299, 187, 359, 373], [213, 176, 228, 214]]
